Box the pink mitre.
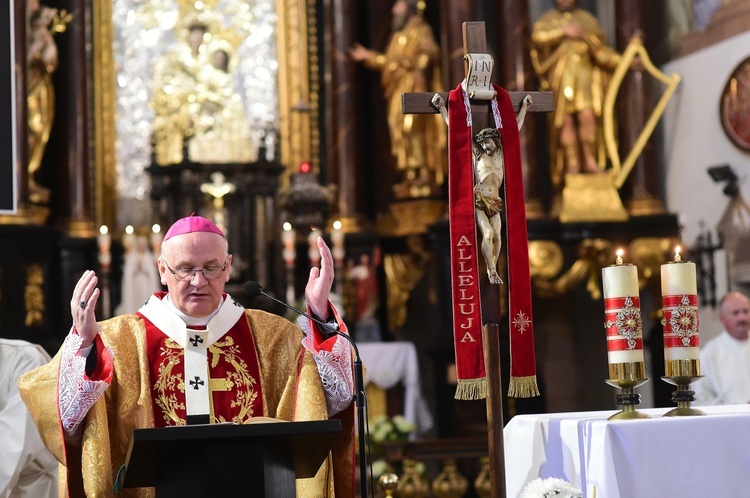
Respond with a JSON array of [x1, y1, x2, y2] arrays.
[[163, 214, 225, 242]]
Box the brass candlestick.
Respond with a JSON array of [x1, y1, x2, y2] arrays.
[[606, 362, 651, 420], [662, 359, 705, 416]]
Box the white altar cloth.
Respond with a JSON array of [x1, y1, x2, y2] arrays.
[[358, 341, 433, 435], [504, 404, 750, 498]]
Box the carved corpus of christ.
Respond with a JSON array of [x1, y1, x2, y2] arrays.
[[432, 93, 532, 284]]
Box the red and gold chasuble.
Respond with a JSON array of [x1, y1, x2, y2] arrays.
[[138, 298, 263, 427], [19, 293, 354, 497]]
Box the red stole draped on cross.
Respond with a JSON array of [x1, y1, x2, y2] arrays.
[[447, 82, 539, 399]]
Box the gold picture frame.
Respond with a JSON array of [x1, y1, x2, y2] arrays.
[[91, 0, 318, 229], [720, 56, 750, 153]]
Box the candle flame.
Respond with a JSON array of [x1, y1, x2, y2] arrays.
[[675, 246, 682, 262], [99, 225, 109, 235], [283, 222, 293, 232], [125, 225, 134, 235], [152, 224, 161, 234], [332, 220, 342, 230], [615, 248, 624, 265]]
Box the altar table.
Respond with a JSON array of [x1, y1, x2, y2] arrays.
[[358, 341, 433, 435], [504, 404, 750, 498]]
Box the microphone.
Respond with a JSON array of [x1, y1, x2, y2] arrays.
[[243, 281, 370, 497], [242, 281, 341, 339]]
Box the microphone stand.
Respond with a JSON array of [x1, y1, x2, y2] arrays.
[[249, 285, 370, 498]]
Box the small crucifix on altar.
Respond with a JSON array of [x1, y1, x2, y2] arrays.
[[402, 21, 552, 498]]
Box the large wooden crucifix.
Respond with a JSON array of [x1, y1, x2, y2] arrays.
[[402, 21, 552, 498]]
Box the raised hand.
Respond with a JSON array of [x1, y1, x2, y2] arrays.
[[305, 237, 334, 320], [70, 270, 101, 349]]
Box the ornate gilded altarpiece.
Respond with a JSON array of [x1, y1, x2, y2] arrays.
[[93, 0, 318, 228]]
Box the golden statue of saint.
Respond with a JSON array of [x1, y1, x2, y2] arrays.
[[530, 0, 622, 193], [151, 10, 253, 165], [26, 2, 69, 205], [349, 0, 446, 199]]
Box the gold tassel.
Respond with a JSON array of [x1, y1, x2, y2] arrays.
[[508, 375, 540, 398], [454, 378, 488, 400]]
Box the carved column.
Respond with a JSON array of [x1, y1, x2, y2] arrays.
[[15, 1, 29, 213], [615, 0, 665, 215], [325, 0, 365, 231], [495, 0, 544, 218], [56, 0, 94, 236], [440, 0, 475, 87]]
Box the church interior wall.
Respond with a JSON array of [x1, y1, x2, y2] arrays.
[[662, 29, 750, 344], [4, 0, 750, 451]]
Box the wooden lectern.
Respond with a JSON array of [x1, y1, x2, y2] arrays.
[[120, 419, 341, 497]]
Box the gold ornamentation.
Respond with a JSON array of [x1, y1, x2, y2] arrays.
[[532, 238, 612, 299], [92, 0, 116, 229], [24, 264, 45, 326], [397, 459, 429, 498], [669, 295, 699, 347], [154, 339, 185, 425], [95, 1, 309, 225], [608, 361, 646, 382], [513, 311, 531, 334], [664, 358, 701, 378], [277, 0, 319, 184], [604, 36, 681, 189], [27, 6, 71, 210], [153, 335, 258, 425], [432, 459, 469, 498], [386, 199, 446, 236], [379, 472, 399, 497], [528, 240, 563, 279], [209, 336, 258, 424], [383, 236, 432, 330], [614, 296, 643, 349], [629, 237, 680, 283], [558, 173, 628, 223], [473, 456, 491, 498]]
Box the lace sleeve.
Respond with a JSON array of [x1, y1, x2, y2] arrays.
[[58, 333, 111, 442], [299, 318, 355, 416]]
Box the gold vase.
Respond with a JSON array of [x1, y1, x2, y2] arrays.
[[473, 456, 491, 498], [378, 472, 399, 497], [432, 459, 469, 498], [396, 459, 429, 498]]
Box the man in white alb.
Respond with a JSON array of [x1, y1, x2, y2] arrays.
[[0, 338, 57, 497], [694, 291, 750, 405]]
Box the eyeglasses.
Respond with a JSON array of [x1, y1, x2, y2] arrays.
[[162, 259, 227, 281]]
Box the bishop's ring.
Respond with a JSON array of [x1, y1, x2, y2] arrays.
[[79, 300, 86, 309]]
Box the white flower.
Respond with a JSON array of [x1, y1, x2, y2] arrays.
[[371, 460, 388, 478], [392, 415, 415, 434], [519, 477, 582, 498]]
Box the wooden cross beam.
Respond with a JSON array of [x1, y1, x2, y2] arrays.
[[402, 22, 553, 117], [402, 21, 552, 498]]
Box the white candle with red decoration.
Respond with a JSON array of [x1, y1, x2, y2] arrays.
[[282, 222, 296, 268], [98, 225, 111, 270], [150, 224, 163, 255], [602, 249, 645, 367], [331, 220, 345, 266], [122, 225, 135, 253], [661, 246, 700, 369]]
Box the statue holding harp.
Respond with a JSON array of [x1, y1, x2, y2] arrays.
[[531, 0, 680, 222]]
